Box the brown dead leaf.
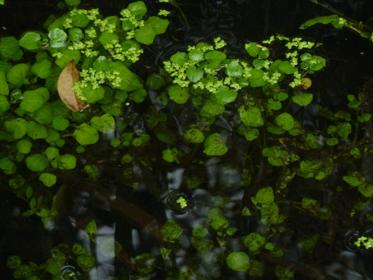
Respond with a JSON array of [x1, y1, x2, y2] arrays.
[[57, 62, 88, 112]]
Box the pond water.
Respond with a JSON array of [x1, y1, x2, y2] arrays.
[[1, 0, 373, 279]]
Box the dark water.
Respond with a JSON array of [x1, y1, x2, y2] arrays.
[[1, 0, 373, 279]]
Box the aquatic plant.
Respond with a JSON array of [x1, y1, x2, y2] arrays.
[[1, 0, 373, 279]]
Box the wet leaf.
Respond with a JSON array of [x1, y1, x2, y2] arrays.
[[57, 62, 88, 112]]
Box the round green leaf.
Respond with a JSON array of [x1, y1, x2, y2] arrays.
[[25, 154, 49, 172], [168, 85, 189, 104], [19, 32, 41, 51], [274, 112, 295, 131], [73, 124, 99, 146], [203, 133, 228, 156], [39, 172, 57, 187], [226, 252, 250, 272]]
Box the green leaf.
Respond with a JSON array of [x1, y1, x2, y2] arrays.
[[337, 122, 351, 139], [78, 84, 105, 104], [5, 118, 27, 139], [162, 148, 179, 163], [249, 69, 266, 87], [243, 233, 266, 252], [7, 63, 29, 87], [71, 13, 89, 28], [91, 114, 115, 134], [184, 128, 205, 144], [215, 87, 237, 105], [48, 28, 68, 48], [292, 92, 313, 106], [252, 187, 275, 205], [20, 87, 49, 113], [300, 53, 326, 72], [39, 172, 57, 187], [245, 42, 260, 57], [74, 124, 99, 146], [300, 15, 345, 30], [128, 1, 147, 18], [239, 106, 264, 127], [200, 99, 225, 118], [27, 121, 48, 140], [145, 16, 169, 35], [134, 25, 156, 45], [44, 147, 60, 160], [358, 184, 373, 198], [242, 127, 260, 141], [19, 32, 41, 51], [274, 112, 295, 131], [205, 50, 226, 67], [52, 116, 70, 131], [99, 32, 119, 47], [0, 36, 23, 61], [262, 146, 299, 166], [31, 59, 52, 79], [58, 154, 77, 170], [226, 252, 250, 272], [0, 157, 16, 175], [16, 139, 32, 154], [203, 133, 228, 156], [55, 49, 80, 68], [343, 174, 364, 187], [226, 60, 243, 77], [161, 220, 183, 242], [109, 62, 142, 91], [168, 85, 189, 104], [278, 60, 296, 75], [186, 66, 204, 83], [25, 154, 49, 172]]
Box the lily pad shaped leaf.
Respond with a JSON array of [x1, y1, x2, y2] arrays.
[[203, 133, 228, 156], [292, 92, 313, 106], [73, 124, 99, 146], [226, 252, 251, 272], [239, 106, 264, 127]]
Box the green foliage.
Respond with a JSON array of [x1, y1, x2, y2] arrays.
[[239, 106, 264, 127], [20, 87, 49, 113], [19, 32, 41, 51], [226, 252, 251, 272], [7, 63, 29, 87], [25, 154, 49, 172], [161, 220, 183, 242], [300, 15, 346, 30], [73, 124, 99, 145], [168, 85, 189, 104], [39, 172, 57, 187], [203, 133, 228, 156], [0, 36, 23, 61]]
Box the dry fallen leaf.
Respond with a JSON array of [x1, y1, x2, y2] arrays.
[[57, 62, 88, 112]]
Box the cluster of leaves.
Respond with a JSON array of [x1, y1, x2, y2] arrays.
[[7, 243, 94, 280], [0, 0, 169, 221]]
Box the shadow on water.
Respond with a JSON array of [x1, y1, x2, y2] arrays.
[[1, 0, 373, 279]]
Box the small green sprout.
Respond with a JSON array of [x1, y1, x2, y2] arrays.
[[176, 196, 188, 209], [355, 236, 373, 249]]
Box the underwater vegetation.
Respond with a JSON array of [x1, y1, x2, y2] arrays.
[[0, 0, 373, 279]]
